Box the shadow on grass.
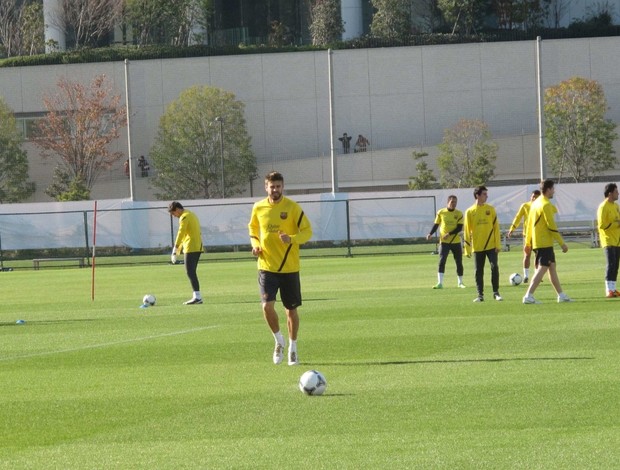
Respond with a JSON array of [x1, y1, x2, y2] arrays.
[[0, 319, 98, 327], [312, 356, 594, 367]]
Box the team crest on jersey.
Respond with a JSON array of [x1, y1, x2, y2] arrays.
[[280, 212, 288, 220], [486, 210, 491, 215]]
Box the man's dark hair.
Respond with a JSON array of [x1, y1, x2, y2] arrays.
[[532, 189, 541, 197], [265, 171, 284, 183], [604, 183, 618, 197], [540, 179, 554, 193], [168, 201, 184, 213], [447, 194, 457, 202], [473, 185, 488, 198]]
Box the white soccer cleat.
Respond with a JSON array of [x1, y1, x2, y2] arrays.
[[522, 294, 541, 304], [273, 342, 285, 365], [557, 293, 573, 303], [458, 283, 466, 288], [288, 351, 299, 366], [493, 293, 503, 301]]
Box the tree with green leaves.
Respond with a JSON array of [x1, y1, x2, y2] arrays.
[[58, 0, 124, 48], [408, 151, 438, 190], [437, 119, 498, 188], [150, 85, 256, 200], [0, 97, 35, 203], [437, 0, 488, 34], [124, 0, 213, 46], [493, 0, 551, 30], [33, 74, 127, 201], [0, 0, 44, 57], [544, 76, 618, 183], [371, 0, 412, 40], [308, 0, 344, 46]]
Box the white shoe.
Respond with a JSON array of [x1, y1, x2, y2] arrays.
[[557, 293, 573, 303], [458, 283, 466, 288], [288, 351, 299, 366], [523, 294, 541, 304], [273, 342, 285, 365], [493, 293, 503, 301]]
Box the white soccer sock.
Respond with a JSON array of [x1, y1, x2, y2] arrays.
[[438, 273, 444, 284], [273, 331, 285, 346], [289, 339, 297, 353], [524, 268, 529, 278], [458, 276, 463, 285], [193, 291, 202, 299], [606, 281, 612, 292]]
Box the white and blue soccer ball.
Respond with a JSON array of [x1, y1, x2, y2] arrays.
[[142, 294, 156, 306], [299, 370, 327, 396], [509, 273, 522, 286]]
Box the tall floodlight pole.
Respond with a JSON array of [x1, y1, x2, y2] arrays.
[[328, 49, 338, 193], [124, 59, 135, 201], [536, 36, 546, 181], [215, 116, 225, 198]]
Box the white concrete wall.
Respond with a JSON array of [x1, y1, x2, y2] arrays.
[[3, 37, 620, 202]]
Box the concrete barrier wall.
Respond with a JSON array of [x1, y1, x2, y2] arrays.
[[2, 37, 620, 202]]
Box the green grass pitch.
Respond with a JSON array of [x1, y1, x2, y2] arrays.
[[2, 244, 620, 468]]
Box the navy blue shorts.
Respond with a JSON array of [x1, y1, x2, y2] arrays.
[[258, 270, 302, 310]]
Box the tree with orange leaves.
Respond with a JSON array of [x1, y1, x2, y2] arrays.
[[33, 74, 126, 201]]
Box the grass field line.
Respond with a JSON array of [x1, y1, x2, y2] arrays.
[[0, 325, 219, 363]]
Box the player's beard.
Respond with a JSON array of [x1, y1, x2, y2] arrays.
[[270, 191, 282, 202]]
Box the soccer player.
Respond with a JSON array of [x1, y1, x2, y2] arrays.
[[426, 195, 465, 289], [464, 186, 502, 302], [522, 179, 572, 304], [248, 172, 313, 366], [596, 183, 620, 298], [507, 189, 541, 283], [169, 201, 204, 305]]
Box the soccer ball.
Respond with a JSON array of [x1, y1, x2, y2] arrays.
[[299, 370, 327, 396], [142, 294, 156, 306], [509, 273, 522, 286]]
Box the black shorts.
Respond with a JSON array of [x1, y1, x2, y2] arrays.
[[534, 247, 556, 267], [258, 270, 302, 310]]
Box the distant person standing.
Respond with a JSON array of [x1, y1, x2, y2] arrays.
[[338, 133, 352, 154], [464, 185, 502, 302], [169, 201, 204, 305], [426, 195, 466, 289], [248, 171, 312, 366], [354, 134, 370, 153], [597, 183, 620, 298], [507, 189, 541, 283], [522, 179, 572, 304], [138, 155, 150, 177]]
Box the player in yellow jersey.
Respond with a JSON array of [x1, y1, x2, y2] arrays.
[[522, 179, 572, 304], [507, 189, 541, 283], [426, 195, 465, 289], [464, 185, 502, 302], [169, 201, 204, 305], [597, 183, 620, 298], [248, 172, 312, 366]]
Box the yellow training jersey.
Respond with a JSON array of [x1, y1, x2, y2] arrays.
[[463, 203, 500, 256], [174, 209, 203, 253], [597, 199, 620, 248], [509, 201, 531, 236], [248, 196, 312, 273], [434, 208, 463, 244], [525, 196, 564, 249]]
